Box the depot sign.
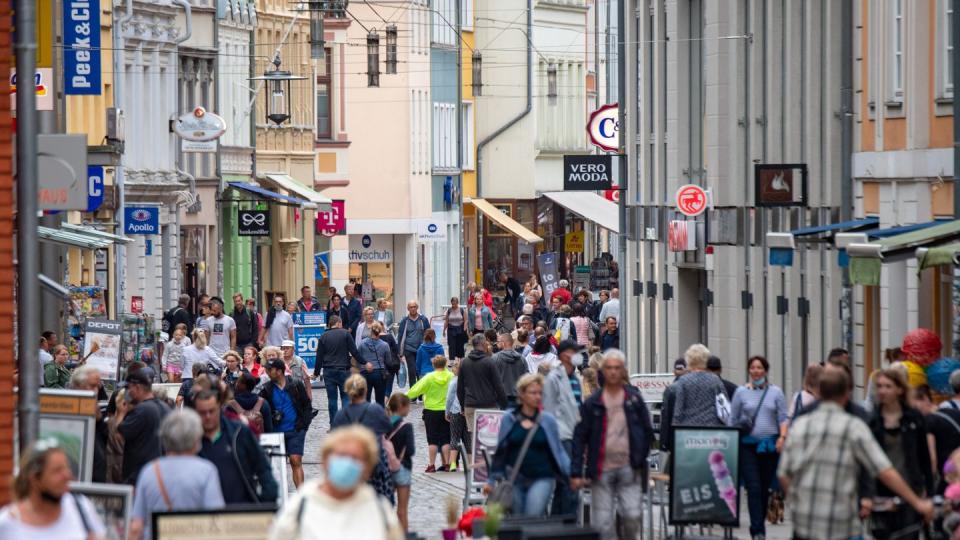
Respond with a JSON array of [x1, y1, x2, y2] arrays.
[[563, 154, 612, 191], [587, 103, 619, 152]]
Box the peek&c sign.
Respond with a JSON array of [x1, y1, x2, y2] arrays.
[[63, 0, 101, 95]]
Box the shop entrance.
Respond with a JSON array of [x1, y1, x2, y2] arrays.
[[349, 262, 393, 309]]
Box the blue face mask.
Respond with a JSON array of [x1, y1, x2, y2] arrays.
[[326, 455, 363, 491], [752, 376, 767, 387], [390, 414, 402, 424]]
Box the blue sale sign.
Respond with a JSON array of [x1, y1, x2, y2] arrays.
[[293, 325, 325, 370], [63, 0, 102, 95]]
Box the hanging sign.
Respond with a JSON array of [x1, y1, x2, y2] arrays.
[[587, 103, 619, 152], [238, 209, 271, 236], [755, 163, 808, 207], [670, 427, 741, 526], [604, 185, 620, 203], [130, 296, 143, 313], [63, 0, 102, 95], [564, 230, 585, 252], [174, 107, 226, 152], [123, 206, 159, 234], [416, 219, 447, 242], [675, 185, 708, 217], [87, 166, 104, 212], [83, 319, 123, 381], [667, 220, 696, 252], [10, 69, 55, 111], [537, 252, 561, 297], [316, 199, 346, 236], [563, 154, 612, 191]]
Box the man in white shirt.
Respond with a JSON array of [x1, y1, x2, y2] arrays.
[[201, 297, 236, 357], [261, 295, 294, 347], [598, 287, 620, 323]]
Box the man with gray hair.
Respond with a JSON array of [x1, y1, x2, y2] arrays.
[[128, 409, 224, 540], [671, 343, 727, 427], [69, 364, 101, 393], [163, 293, 195, 335], [457, 334, 507, 441]]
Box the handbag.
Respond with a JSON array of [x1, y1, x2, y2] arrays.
[[736, 385, 769, 435], [487, 414, 543, 513]]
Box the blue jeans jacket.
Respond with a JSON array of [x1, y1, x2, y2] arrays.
[[489, 410, 571, 485]]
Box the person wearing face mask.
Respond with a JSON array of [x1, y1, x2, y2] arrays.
[[0, 440, 107, 540], [268, 425, 404, 540], [728, 355, 788, 540], [541, 339, 583, 516]]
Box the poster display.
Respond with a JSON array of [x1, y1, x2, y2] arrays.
[[70, 482, 133, 540], [83, 319, 122, 380], [629, 373, 675, 404], [669, 427, 741, 526], [537, 252, 561, 298], [470, 409, 505, 485], [39, 414, 96, 481], [293, 312, 326, 371]]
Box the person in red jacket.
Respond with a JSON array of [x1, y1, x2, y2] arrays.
[[466, 282, 496, 317], [550, 279, 573, 306]]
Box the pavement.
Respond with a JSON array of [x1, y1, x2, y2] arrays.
[[287, 386, 795, 539]]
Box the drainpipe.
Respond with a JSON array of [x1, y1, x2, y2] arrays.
[[113, 0, 135, 319], [171, 0, 193, 44], [840, 0, 854, 355]]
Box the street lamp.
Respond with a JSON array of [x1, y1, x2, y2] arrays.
[[250, 55, 308, 126], [547, 63, 558, 105], [309, 0, 324, 59], [385, 25, 397, 74], [367, 31, 380, 87], [472, 50, 482, 96]]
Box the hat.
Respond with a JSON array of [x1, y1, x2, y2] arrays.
[[557, 339, 585, 356], [125, 370, 152, 387], [266, 359, 286, 371], [707, 356, 722, 371], [673, 358, 688, 371], [281, 340, 295, 348]]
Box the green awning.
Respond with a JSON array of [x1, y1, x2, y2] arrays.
[[918, 242, 960, 270], [849, 257, 882, 286], [849, 220, 960, 285]]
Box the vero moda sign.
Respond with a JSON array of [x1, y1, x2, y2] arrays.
[[123, 206, 159, 235], [563, 154, 612, 191]]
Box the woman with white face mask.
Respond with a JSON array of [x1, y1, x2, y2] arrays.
[[268, 425, 404, 540]]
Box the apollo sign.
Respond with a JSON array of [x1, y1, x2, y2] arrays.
[[123, 206, 159, 234], [587, 103, 619, 152]]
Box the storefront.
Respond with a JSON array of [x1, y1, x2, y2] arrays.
[[348, 234, 394, 308]]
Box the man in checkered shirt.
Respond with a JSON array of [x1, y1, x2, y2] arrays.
[[778, 368, 933, 540]]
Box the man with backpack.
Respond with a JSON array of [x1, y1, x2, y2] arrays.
[[927, 370, 960, 494], [261, 359, 313, 488], [163, 294, 194, 336], [232, 292, 259, 351], [195, 389, 278, 504], [229, 372, 274, 436]]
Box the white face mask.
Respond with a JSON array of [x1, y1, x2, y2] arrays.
[[571, 352, 584, 368]]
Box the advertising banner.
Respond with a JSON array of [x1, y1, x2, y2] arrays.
[[537, 252, 560, 298], [63, 0, 101, 95], [83, 319, 123, 380], [670, 427, 741, 526], [87, 166, 104, 212], [470, 409, 505, 485], [316, 199, 346, 236], [293, 312, 326, 370]]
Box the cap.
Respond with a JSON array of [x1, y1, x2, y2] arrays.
[[557, 339, 585, 356], [125, 369, 152, 387], [706, 356, 722, 371], [267, 359, 286, 371], [281, 340, 295, 348], [673, 358, 688, 370]]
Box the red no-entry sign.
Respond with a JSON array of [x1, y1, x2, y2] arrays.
[[675, 184, 708, 217]]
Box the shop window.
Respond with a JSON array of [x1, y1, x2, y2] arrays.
[[349, 262, 393, 309]]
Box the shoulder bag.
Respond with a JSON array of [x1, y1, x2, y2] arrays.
[[487, 414, 543, 513], [736, 386, 769, 435]]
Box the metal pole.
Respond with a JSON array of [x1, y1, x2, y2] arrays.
[[617, 0, 629, 362], [840, 0, 854, 355], [16, 0, 41, 452], [953, 0, 960, 357], [456, 0, 464, 296]]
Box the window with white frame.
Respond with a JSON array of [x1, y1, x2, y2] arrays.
[[432, 0, 456, 46], [433, 102, 457, 169], [461, 0, 473, 31], [891, 0, 904, 101], [462, 101, 475, 169], [945, 0, 954, 97]]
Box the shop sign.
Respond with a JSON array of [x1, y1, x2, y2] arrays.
[[174, 107, 227, 141], [563, 154, 612, 191], [629, 373, 675, 403], [755, 163, 808, 207], [123, 206, 159, 234], [130, 296, 143, 313], [10, 68, 55, 111], [670, 427, 741, 526], [675, 184, 708, 217], [667, 220, 696, 251], [63, 0, 101, 95], [564, 230, 584, 252], [604, 186, 620, 203], [587, 103, 619, 152], [39, 134, 88, 210], [86, 166, 104, 212], [237, 209, 270, 236], [316, 199, 346, 236], [537, 252, 561, 297], [292, 313, 325, 370], [83, 319, 122, 381], [416, 219, 447, 242], [572, 265, 590, 292], [349, 234, 393, 263]]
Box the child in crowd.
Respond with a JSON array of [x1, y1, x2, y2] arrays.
[[386, 393, 415, 532]]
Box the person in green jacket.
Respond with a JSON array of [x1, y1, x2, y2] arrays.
[[44, 345, 72, 389], [407, 355, 454, 472]]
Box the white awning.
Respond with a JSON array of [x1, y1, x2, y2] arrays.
[[61, 223, 134, 244], [262, 173, 332, 211], [466, 198, 543, 243], [39, 226, 112, 249], [541, 191, 619, 233]]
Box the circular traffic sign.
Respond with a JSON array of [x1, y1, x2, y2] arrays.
[[675, 184, 708, 217]]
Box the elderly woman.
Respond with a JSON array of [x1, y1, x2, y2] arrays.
[[268, 425, 403, 540], [374, 299, 394, 333], [0, 439, 107, 538], [43, 345, 71, 389], [128, 409, 224, 540], [671, 343, 727, 427]]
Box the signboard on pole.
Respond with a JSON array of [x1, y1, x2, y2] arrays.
[[629, 373, 675, 404], [237, 209, 270, 236], [10, 69, 55, 111], [292, 312, 326, 370], [564, 230, 585, 252], [174, 107, 226, 153], [63, 0, 102, 95], [83, 319, 123, 381], [316, 199, 346, 236], [675, 185, 708, 217], [563, 154, 612, 191], [124, 207, 159, 235], [416, 219, 447, 242], [586, 103, 619, 152], [670, 427, 741, 526], [537, 252, 561, 297], [39, 134, 88, 210]]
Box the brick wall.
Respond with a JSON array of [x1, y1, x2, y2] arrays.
[[0, 0, 16, 506]]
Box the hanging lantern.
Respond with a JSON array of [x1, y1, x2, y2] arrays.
[[385, 25, 398, 74], [309, 0, 325, 60], [472, 50, 482, 96], [547, 63, 558, 106], [249, 56, 308, 126], [367, 31, 381, 87]]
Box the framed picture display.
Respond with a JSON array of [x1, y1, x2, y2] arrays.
[[152, 506, 278, 540], [470, 409, 505, 485], [70, 481, 133, 540], [38, 413, 96, 482], [669, 426, 741, 526]]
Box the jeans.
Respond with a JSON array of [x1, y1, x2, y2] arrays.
[[384, 370, 395, 396], [550, 440, 579, 516], [512, 476, 556, 517], [363, 368, 388, 406], [403, 351, 418, 387], [323, 368, 350, 428], [591, 466, 643, 540], [741, 442, 779, 536]]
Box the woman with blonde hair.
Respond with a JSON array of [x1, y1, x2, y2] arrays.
[[331, 374, 395, 502], [181, 327, 223, 379], [268, 425, 403, 540]]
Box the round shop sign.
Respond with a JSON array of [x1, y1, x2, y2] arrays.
[[587, 103, 619, 152], [174, 106, 227, 142], [427, 223, 438, 233], [675, 184, 708, 217], [362, 235, 372, 248]]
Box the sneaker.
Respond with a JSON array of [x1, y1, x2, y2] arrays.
[[448, 465, 458, 473], [425, 465, 436, 473]]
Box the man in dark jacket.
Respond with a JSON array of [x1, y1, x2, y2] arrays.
[[492, 333, 527, 408], [457, 334, 507, 438], [707, 355, 738, 400], [397, 301, 431, 386], [296, 285, 323, 312], [118, 370, 172, 485], [658, 358, 686, 452], [232, 293, 258, 350], [313, 315, 361, 428], [326, 294, 350, 330], [195, 389, 278, 503], [260, 359, 313, 487], [163, 293, 195, 335], [570, 349, 653, 540], [343, 284, 363, 329], [600, 316, 620, 351]]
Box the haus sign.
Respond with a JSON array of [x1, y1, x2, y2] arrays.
[[563, 154, 612, 191]]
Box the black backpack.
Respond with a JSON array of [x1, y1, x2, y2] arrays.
[[162, 306, 185, 333]]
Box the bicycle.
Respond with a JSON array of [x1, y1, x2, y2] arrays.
[[868, 496, 946, 540]]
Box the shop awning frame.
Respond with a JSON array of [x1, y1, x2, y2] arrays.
[[226, 181, 317, 209], [38, 226, 113, 250], [262, 173, 332, 211], [466, 198, 544, 243], [848, 220, 960, 285], [917, 242, 960, 269], [60, 223, 134, 244], [540, 191, 620, 233], [789, 217, 878, 239]]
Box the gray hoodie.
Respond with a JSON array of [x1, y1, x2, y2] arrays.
[[493, 348, 529, 399]]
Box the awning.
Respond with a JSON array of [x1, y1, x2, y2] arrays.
[[466, 198, 543, 243], [39, 226, 113, 249], [60, 223, 133, 244], [541, 191, 619, 233], [263, 173, 332, 211], [918, 242, 960, 269], [790, 217, 878, 238], [849, 220, 960, 285], [867, 220, 949, 239], [227, 181, 316, 209]]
